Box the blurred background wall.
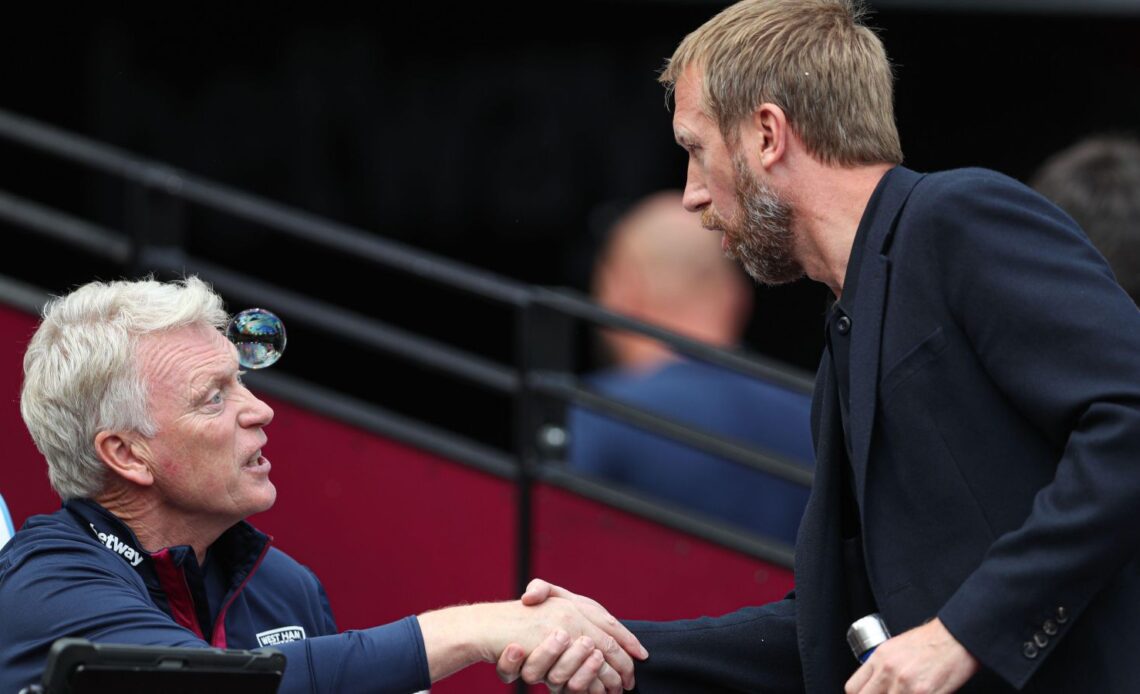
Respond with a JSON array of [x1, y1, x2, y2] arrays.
[[2, 1, 1130, 369], [3, 0, 1139, 465], [2, 3, 1138, 690], [2, 0, 1140, 460]]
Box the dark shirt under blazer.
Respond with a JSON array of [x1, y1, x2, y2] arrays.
[[627, 166, 1140, 693]]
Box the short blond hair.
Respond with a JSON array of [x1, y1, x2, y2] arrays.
[[660, 0, 902, 167]]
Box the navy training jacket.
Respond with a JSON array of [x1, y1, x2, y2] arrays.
[[0, 499, 430, 693]]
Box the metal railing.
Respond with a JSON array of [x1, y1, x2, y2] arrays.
[[0, 108, 815, 580]]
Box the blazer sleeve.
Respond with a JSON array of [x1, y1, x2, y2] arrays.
[[627, 597, 802, 693], [911, 171, 1140, 689]]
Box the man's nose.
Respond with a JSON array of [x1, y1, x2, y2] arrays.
[[238, 387, 274, 428], [682, 161, 710, 212]]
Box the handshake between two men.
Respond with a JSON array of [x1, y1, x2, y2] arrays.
[[420, 579, 647, 694], [0, 278, 648, 694]]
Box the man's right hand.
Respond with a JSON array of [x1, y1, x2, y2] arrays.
[[417, 590, 646, 692]]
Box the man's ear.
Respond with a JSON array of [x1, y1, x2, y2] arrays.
[[749, 103, 790, 170], [94, 431, 155, 487]]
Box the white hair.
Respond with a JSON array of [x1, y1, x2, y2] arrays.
[[20, 276, 228, 500]]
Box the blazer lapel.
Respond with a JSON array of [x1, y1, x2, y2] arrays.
[[797, 167, 926, 692], [848, 167, 924, 508], [796, 358, 852, 693]]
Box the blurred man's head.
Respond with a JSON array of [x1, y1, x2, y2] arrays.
[[594, 191, 752, 369], [1032, 135, 1140, 304]]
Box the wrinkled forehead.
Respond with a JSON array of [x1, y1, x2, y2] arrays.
[[136, 323, 237, 390]]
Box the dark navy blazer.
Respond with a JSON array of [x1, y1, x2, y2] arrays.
[[628, 167, 1140, 693]]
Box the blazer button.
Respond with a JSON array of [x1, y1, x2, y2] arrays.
[[1042, 619, 1057, 636], [1033, 632, 1049, 648], [1023, 642, 1039, 659], [837, 315, 852, 334], [1056, 606, 1069, 624]]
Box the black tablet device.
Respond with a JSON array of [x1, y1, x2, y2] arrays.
[[35, 638, 286, 694]]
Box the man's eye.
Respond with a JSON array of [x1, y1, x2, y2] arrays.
[[207, 391, 224, 406]]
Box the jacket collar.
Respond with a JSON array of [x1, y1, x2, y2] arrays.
[[846, 166, 924, 505], [66, 497, 160, 571], [63, 498, 271, 641], [65, 497, 269, 580]]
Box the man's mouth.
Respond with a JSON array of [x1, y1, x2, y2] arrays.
[[244, 451, 269, 469]]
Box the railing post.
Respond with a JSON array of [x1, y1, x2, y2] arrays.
[[513, 293, 575, 683], [126, 167, 187, 278]]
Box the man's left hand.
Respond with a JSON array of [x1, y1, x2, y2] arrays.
[[845, 618, 979, 694]]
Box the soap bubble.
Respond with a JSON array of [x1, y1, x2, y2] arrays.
[[226, 308, 286, 369]]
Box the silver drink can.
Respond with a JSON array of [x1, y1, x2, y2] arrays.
[[847, 613, 891, 663]]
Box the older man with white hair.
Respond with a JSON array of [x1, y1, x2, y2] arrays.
[[0, 276, 646, 694]]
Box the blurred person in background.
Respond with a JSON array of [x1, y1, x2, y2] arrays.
[[1031, 134, 1140, 304], [568, 190, 814, 545]]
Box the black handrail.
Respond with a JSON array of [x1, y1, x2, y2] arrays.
[[0, 107, 813, 390], [184, 257, 522, 394], [0, 181, 812, 486], [0, 108, 815, 573], [0, 274, 795, 572], [0, 109, 531, 307], [529, 370, 814, 487], [0, 190, 132, 264], [538, 465, 794, 566], [533, 287, 816, 394], [247, 368, 520, 481]]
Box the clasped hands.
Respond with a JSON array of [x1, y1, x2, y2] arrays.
[[494, 579, 646, 693], [417, 577, 645, 693]]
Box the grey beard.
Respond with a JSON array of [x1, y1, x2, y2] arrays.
[[726, 154, 804, 286]]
